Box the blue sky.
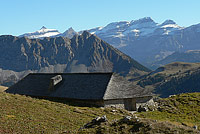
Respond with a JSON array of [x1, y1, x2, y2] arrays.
[[1, 0, 200, 35]]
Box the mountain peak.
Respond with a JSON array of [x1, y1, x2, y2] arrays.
[[40, 26, 47, 30], [64, 27, 76, 33], [68, 27, 74, 31], [140, 17, 153, 21], [131, 17, 155, 24], [19, 26, 60, 39], [162, 20, 176, 25], [62, 27, 77, 38], [81, 31, 91, 38]]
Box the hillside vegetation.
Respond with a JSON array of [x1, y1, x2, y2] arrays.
[[0, 92, 128, 133], [0, 92, 199, 133], [138, 92, 200, 130], [136, 62, 200, 97]]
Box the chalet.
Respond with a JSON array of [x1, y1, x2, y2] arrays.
[[6, 73, 154, 111]]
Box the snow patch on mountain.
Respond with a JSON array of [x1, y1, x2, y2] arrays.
[[113, 32, 125, 37], [19, 26, 61, 39], [186, 50, 200, 53], [87, 17, 184, 45], [161, 24, 180, 28]]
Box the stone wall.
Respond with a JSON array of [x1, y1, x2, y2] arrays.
[[104, 96, 154, 111], [136, 96, 154, 109], [104, 99, 125, 109]]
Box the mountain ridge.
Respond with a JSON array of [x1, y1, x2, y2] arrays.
[[19, 17, 184, 40], [0, 31, 150, 86], [151, 50, 200, 69], [19, 26, 61, 39], [136, 62, 200, 97], [12, 17, 200, 68], [19, 27, 78, 39]]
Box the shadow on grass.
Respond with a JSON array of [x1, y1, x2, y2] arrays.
[[30, 96, 101, 108]]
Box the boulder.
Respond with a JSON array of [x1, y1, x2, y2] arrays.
[[80, 115, 107, 130], [122, 116, 132, 123], [92, 115, 107, 123], [138, 105, 148, 112], [193, 125, 198, 130]]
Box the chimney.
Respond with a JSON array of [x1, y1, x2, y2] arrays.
[[49, 75, 62, 91]]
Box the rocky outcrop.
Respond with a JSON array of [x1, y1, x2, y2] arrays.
[[60, 27, 78, 38]]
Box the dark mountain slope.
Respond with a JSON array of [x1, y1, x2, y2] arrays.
[[0, 35, 72, 71], [67, 31, 150, 74], [0, 31, 150, 86]]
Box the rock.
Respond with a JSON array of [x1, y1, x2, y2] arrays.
[[102, 115, 107, 121], [80, 115, 108, 130], [181, 122, 187, 126], [138, 105, 148, 112], [193, 125, 198, 130], [133, 115, 138, 119], [73, 108, 83, 114], [93, 115, 107, 122], [169, 95, 176, 97], [92, 116, 101, 123], [111, 109, 117, 112], [157, 106, 163, 111], [122, 116, 132, 123]]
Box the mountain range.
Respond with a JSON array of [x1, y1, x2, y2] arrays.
[[86, 17, 200, 67], [19, 17, 200, 68], [87, 17, 183, 47], [2, 17, 200, 97], [0, 31, 149, 86], [20, 26, 77, 39]]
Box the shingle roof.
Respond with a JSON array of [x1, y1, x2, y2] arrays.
[[6, 73, 153, 100], [104, 75, 153, 99]]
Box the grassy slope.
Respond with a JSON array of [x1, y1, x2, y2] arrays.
[[156, 62, 200, 75], [136, 62, 200, 97], [138, 62, 200, 83], [0, 92, 131, 133], [138, 92, 200, 128], [0, 92, 199, 133], [0, 86, 8, 92]]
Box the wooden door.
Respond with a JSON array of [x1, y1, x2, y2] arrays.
[[124, 98, 136, 111]]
